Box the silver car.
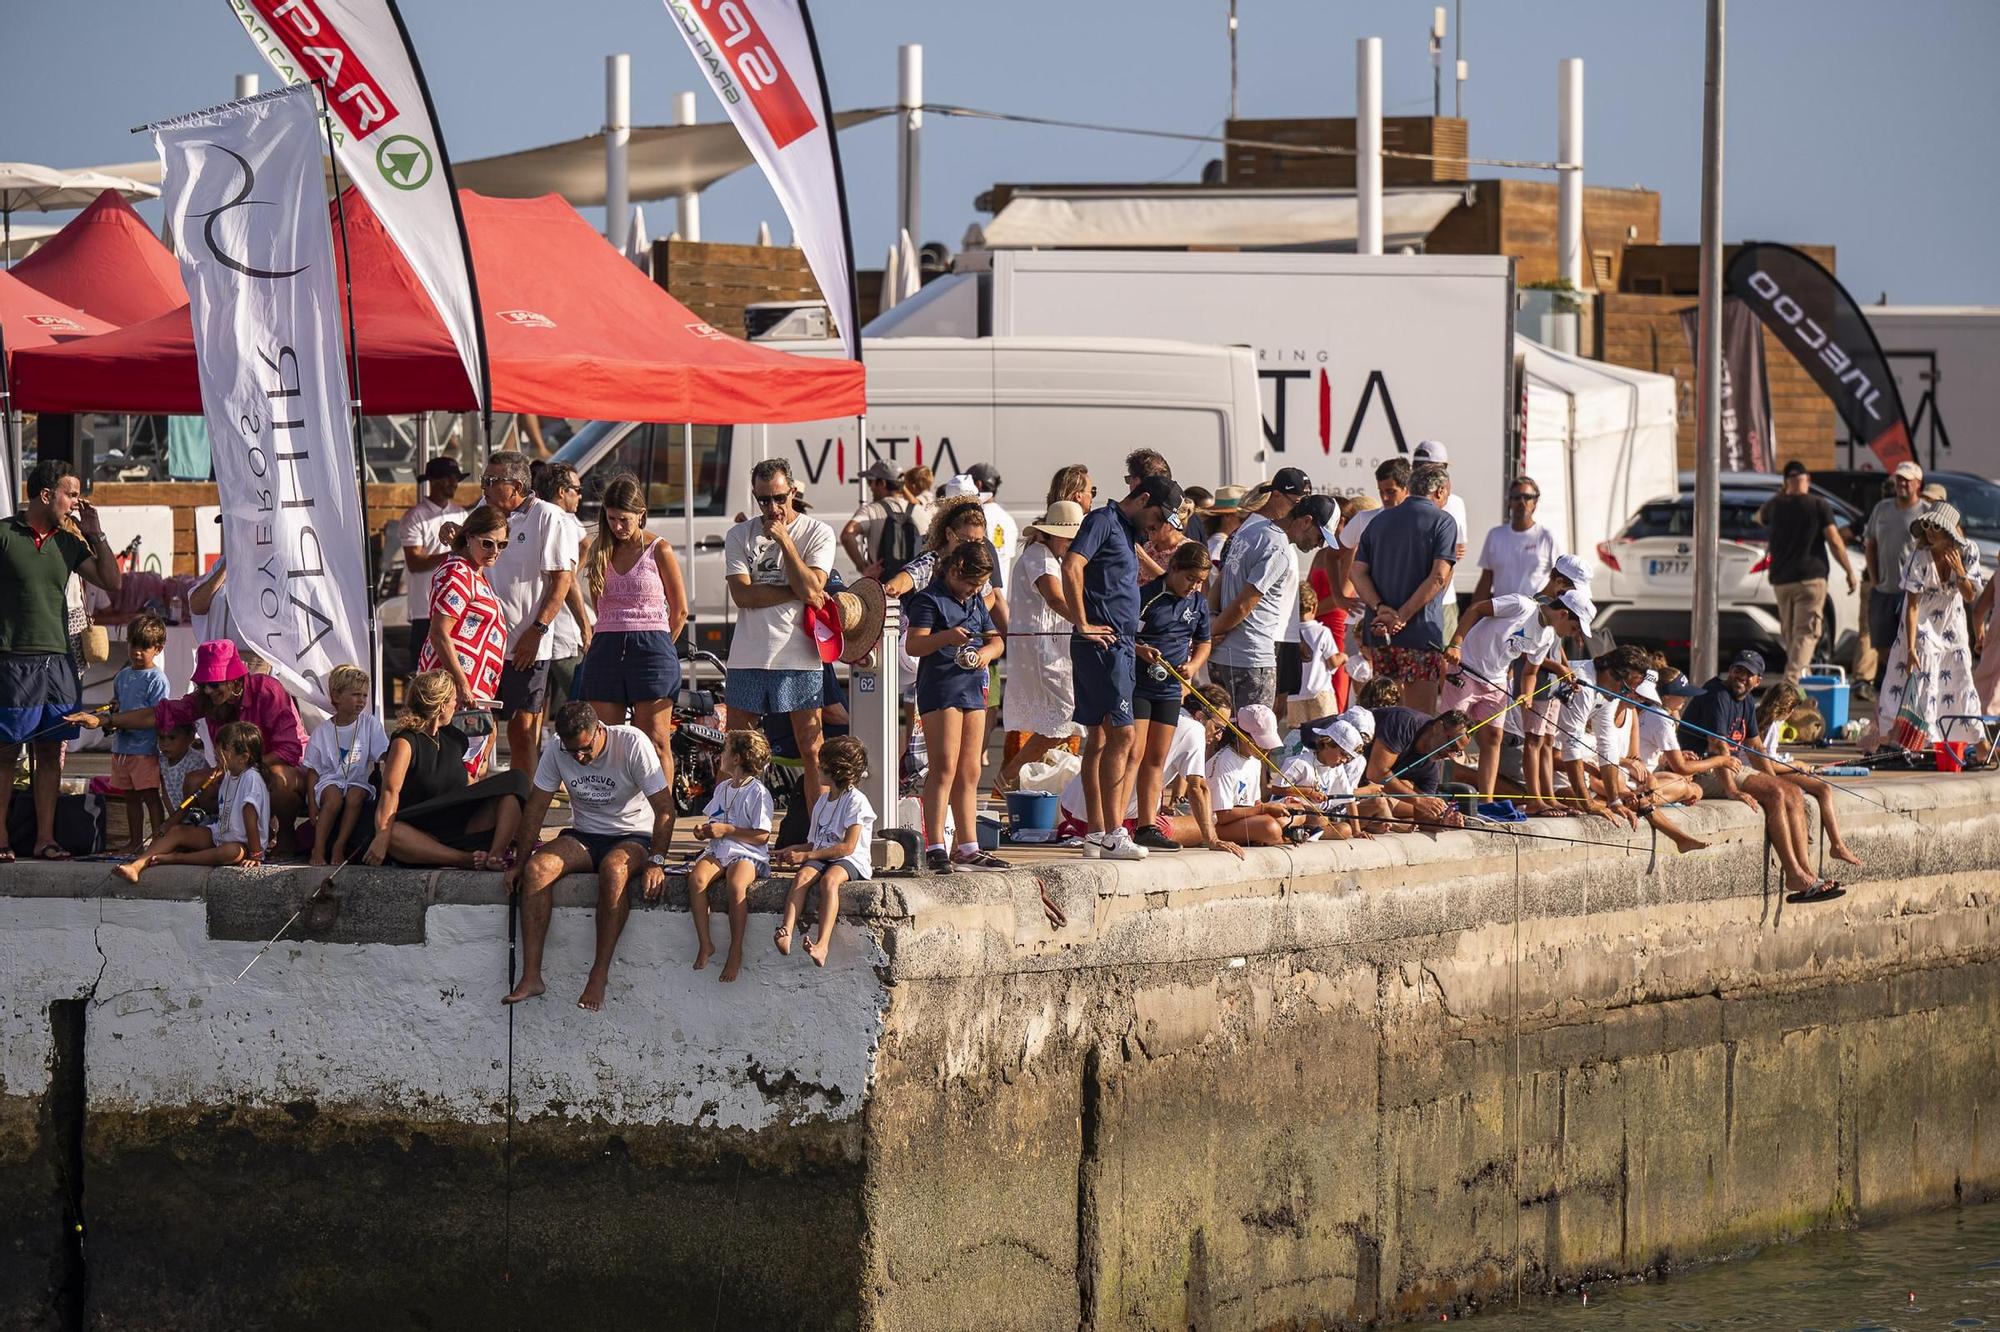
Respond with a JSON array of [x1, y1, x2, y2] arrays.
[[1593, 481, 1865, 672]]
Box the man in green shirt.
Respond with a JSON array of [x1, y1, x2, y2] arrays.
[[1, 461, 121, 861]]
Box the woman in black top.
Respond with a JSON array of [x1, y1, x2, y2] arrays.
[[363, 670, 531, 869]]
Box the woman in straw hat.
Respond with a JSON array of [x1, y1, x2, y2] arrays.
[[997, 501, 1087, 792], [1875, 502, 1987, 752]]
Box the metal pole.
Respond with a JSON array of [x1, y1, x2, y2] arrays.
[[234, 74, 259, 99], [1228, 0, 1239, 122], [1691, 0, 1726, 684], [1454, 0, 1464, 118], [1557, 58, 1584, 291], [1355, 38, 1383, 257], [683, 422, 696, 641], [896, 45, 923, 251], [673, 91, 701, 242], [606, 54, 631, 251]]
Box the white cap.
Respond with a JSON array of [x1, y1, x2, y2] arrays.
[[1414, 439, 1449, 464], [1233, 703, 1282, 750], [1339, 705, 1376, 743], [1557, 588, 1596, 636], [1348, 654, 1374, 685], [942, 474, 980, 498], [1323, 719, 1363, 755], [1638, 670, 1662, 705], [1552, 552, 1591, 586]]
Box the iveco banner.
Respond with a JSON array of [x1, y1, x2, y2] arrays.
[[1678, 297, 1776, 472], [229, 0, 488, 413], [154, 85, 368, 707], [661, 0, 861, 361], [1726, 242, 1913, 470]]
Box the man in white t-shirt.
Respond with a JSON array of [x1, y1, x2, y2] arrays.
[[399, 456, 467, 681], [725, 457, 837, 807], [504, 702, 676, 1012], [967, 463, 1015, 562], [534, 462, 592, 711], [1472, 474, 1561, 601], [479, 450, 579, 773]]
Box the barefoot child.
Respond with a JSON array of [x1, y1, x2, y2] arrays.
[[1753, 682, 1861, 867], [155, 722, 213, 822], [903, 541, 1007, 872], [114, 721, 270, 881], [303, 665, 389, 866], [109, 614, 171, 853], [683, 730, 775, 982], [773, 735, 875, 966]]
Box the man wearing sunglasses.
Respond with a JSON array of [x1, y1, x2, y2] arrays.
[[724, 458, 837, 807], [1471, 475, 1561, 604], [479, 451, 579, 775]]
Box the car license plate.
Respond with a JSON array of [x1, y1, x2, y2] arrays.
[[1647, 557, 1691, 576]]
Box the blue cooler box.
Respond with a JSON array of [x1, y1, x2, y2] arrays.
[[1800, 664, 1850, 733]]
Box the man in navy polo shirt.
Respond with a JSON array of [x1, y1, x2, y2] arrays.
[[1352, 462, 1459, 713], [1061, 474, 1182, 861]]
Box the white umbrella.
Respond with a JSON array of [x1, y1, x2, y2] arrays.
[[882, 242, 903, 312], [897, 227, 922, 303], [0, 163, 160, 266], [626, 204, 651, 275]]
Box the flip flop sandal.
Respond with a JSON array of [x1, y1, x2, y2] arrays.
[[34, 844, 72, 862], [0, 848, 14, 865], [1786, 878, 1846, 904]]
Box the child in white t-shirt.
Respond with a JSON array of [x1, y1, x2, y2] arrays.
[[114, 721, 271, 882], [1284, 586, 1346, 727], [774, 736, 876, 967], [304, 665, 390, 866], [688, 730, 776, 982]]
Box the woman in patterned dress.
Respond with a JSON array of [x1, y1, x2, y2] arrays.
[[417, 507, 511, 773], [1876, 503, 1988, 753]]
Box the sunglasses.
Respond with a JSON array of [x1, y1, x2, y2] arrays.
[[481, 475, 518, 489], [475, 537, 509, 552], [754, 493, 792, 509], [561, 737, 598, 759], [198, 680, 232, 693], [1510, 492, 1540, 502]]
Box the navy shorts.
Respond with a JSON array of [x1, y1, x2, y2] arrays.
[[0, 652, 82, 745], [916, 661, 989, 714], [575, 631, 683, 708], [555, 828, 650, 870], [1070, 637, 1135, 729], [726, 667, 823, 717], [495, 660, 550, 720]]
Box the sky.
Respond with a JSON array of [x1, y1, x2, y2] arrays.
[[4, 0, 1997, 306]]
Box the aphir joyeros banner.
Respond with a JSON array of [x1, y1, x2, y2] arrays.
[[154, 83, 369, 707]]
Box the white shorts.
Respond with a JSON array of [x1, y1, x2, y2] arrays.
[[702, 839, 769, 872], [315, 777, 376, 798]]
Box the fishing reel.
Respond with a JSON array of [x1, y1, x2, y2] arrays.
[[1143, 660, 1173, 686], [955, 644, 983, 671]]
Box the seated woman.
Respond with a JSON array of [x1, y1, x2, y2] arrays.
[[362, 670, 530, 869]]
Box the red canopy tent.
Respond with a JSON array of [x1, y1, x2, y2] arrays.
[[7, 190, 186, 327], [0, 270, 116, 357], [12, 189, 864, 423]]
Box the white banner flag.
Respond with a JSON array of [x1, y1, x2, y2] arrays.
[[229, 0, 487, 407], [661, 0, 861, 361], [155, 85, 369, 707]]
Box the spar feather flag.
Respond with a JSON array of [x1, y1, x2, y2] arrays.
[[227, 0, 489, 413], [661, 0, 863, 362], [152, 85, 369, 706]]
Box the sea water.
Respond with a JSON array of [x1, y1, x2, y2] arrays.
[[1467, 1203, 2000, 1330]]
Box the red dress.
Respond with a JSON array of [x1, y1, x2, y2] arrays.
[[417, 555, 506, 705], [1308, 566, 1350, 710]]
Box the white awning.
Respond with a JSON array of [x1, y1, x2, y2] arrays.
[[981, 187, 1471, 250], [76, 111, 892, 209]]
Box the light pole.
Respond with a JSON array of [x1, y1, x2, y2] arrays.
[[1692, 0, 1726, 683]]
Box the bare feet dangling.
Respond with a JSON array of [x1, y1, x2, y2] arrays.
[[1829, 841, 1863, 867], [719, 950, 744, 983], [805, 928, 831, 967], [577, 973, 609, 1011], [774, 924, 794, 956], [502, 976, 545, 1005], [693, 939, 714, 971]]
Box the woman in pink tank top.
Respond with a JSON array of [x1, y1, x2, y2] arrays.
[[573, 475, 689, 782]]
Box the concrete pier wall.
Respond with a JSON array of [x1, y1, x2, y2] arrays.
[[2, 772, 1997, 1329]]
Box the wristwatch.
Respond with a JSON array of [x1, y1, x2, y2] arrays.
[[647, 853, 671, 870]]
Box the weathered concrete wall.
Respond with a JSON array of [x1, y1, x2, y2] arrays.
[[2, 772, 1997, 1329]]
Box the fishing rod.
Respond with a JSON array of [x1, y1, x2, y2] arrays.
[[233, 800, 359, 984]]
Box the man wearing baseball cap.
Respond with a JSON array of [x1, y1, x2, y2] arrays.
[[967, 462, 1014, 560], [1757, 460, 1857, 683], [1442, 587, 1591, 806], [1864, 460, 1931, 690], [1062, 473, 1183, 860], [841, 460, 912, 579], [1210, 468, 1314, 713], [399, 456, 468, 682]]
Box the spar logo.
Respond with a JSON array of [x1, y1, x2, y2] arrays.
[[241, 0, 403, 141], [669, 0, 820, 149], [498, 310, 556, 329], [374, 134, 432, 191], [26, 315, 86, 333], [685, 322, 726, 340]]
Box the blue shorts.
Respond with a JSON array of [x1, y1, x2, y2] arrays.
[[575, 631, 683, 708], [915, 660, 989, 714], [1070, 638, 1135, 729], [0, 653, 81, 745], [555, 828, 650, 871], [726, 667, 824, 717]]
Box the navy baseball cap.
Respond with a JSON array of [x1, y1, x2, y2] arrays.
[[1132, 475, 1184, 513], [1729, 650, 1767, 676], [1271, 467, 1313, 495]]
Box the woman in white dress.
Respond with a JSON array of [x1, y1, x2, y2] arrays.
[[996, 502, 1087, 791], [1877, 503, 1987, 753]]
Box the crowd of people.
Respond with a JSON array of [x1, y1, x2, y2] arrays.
[[4, 443, 1994, 1004]]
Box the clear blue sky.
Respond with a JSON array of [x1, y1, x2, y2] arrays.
[[5, 0, 1995, 304]]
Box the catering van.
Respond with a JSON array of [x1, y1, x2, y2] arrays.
[[545, 335, 1264, 649]]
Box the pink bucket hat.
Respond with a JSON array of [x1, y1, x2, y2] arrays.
[[192, 640, 249, 685]]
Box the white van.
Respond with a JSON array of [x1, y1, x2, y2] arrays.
[[541, 335, 1263, 653]]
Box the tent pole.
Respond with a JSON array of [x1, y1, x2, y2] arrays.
[[683, 421, 696, 647], [318, 84, 382, 713]]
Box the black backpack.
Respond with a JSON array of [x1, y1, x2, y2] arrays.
[[875, 497, 921, 578]]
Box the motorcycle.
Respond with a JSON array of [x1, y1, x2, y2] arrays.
[[671, 649, 729, 816]]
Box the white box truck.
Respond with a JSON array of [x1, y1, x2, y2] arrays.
[[871, 250, 1518, 588], [1853, 306, 2000, 476]]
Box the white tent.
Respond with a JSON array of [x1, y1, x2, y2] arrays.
[[1517, 337, 1679, 565]]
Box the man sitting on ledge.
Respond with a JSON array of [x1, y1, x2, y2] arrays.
[[502, 701, 675, 1011]]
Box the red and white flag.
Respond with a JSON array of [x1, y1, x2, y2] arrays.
[[227, 0, 488, 407], [661, 0, 861, 361]]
